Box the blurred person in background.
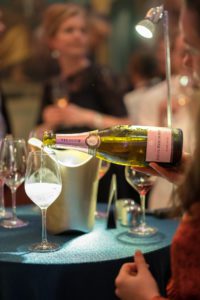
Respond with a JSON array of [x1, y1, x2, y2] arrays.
[[115, 0, 200, 299], [0, 7, 33, 84], [87, 10, 112, 64], [0, 23, 33, 84], [124, 32, 182, 127], [164, 0, 182, 28], [148, 33, 196, 210], [35, 3, 134, 202], [0, 9, 12, 137], [28, 7, 112, 83], [36, 3, 130, 133], [124, 31, 195, 210], [127, 51, 161, 90], [123, 49, 162, 126]]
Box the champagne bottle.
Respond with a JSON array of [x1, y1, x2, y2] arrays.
[[43, 125, 183, 167]]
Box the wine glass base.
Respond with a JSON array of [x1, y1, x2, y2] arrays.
[[29, 242, 60, 252], [0, 218, 29, 228], [129, 225, 157, 237]]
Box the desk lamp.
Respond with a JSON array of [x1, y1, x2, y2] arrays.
[[135, 5, 172, 127]]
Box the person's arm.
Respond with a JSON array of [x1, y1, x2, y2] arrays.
[[62, 103, 131, 129], [115, 250, 165, 300], [41, 102, 131, 130]]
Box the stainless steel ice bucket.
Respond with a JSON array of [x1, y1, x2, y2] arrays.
[[46, 149, 100, 234]]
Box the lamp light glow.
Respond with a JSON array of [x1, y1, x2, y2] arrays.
[[135, 22, 154, 39]]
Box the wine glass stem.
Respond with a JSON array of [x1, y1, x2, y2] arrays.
[[41, 208, 48, 244], [11, 188, 17, 220], [140, 194, 146, 227], [0, 180, 5, 216]]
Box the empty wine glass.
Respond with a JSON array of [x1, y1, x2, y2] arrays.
[[0, 138, 12, 219], [125, 166, 157, 236], [25, 150, 62, 252], [0, 138, 28, 228]]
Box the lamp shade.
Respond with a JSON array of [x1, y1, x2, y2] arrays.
[[135, 19, 155, 39], [135, 5, 163, 39]]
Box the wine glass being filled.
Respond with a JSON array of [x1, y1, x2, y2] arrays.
[[125, 166, 157, 236], [25, 150, 62, 252]]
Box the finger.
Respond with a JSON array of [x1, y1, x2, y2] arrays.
[[149, 162, 181, 184], [182, 152, 191, 165], [149, 162, 165, 173], [134, 250, 148, 271], [149, 163, 171, 178], [119, 262, 136, 275]]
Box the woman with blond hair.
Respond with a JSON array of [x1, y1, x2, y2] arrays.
[[36, 2, 133, 201]]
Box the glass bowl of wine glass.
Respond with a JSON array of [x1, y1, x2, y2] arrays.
[[125, 166, 157, 236]]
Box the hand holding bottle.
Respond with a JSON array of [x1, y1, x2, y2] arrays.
[[132, 151, 190, 185]]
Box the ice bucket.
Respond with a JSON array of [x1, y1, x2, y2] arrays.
[[28, 138, 100, 234], [46, 149, 100, 234]]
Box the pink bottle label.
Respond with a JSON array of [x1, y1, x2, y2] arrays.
[[55, 130, 99, 150], [146, 127, 172, 162], [56, 134, 88, 148]]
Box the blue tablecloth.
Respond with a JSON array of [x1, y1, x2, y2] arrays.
[[0, 205, 179, 300]]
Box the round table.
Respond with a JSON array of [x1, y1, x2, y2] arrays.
[[0, 205, 179, 300]]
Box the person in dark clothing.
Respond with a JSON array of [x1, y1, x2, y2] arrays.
[[37, 63, 129, 133], [36, 3, 136, 203], [0, 89, 11, 138], [0, 12, 11, 137]]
